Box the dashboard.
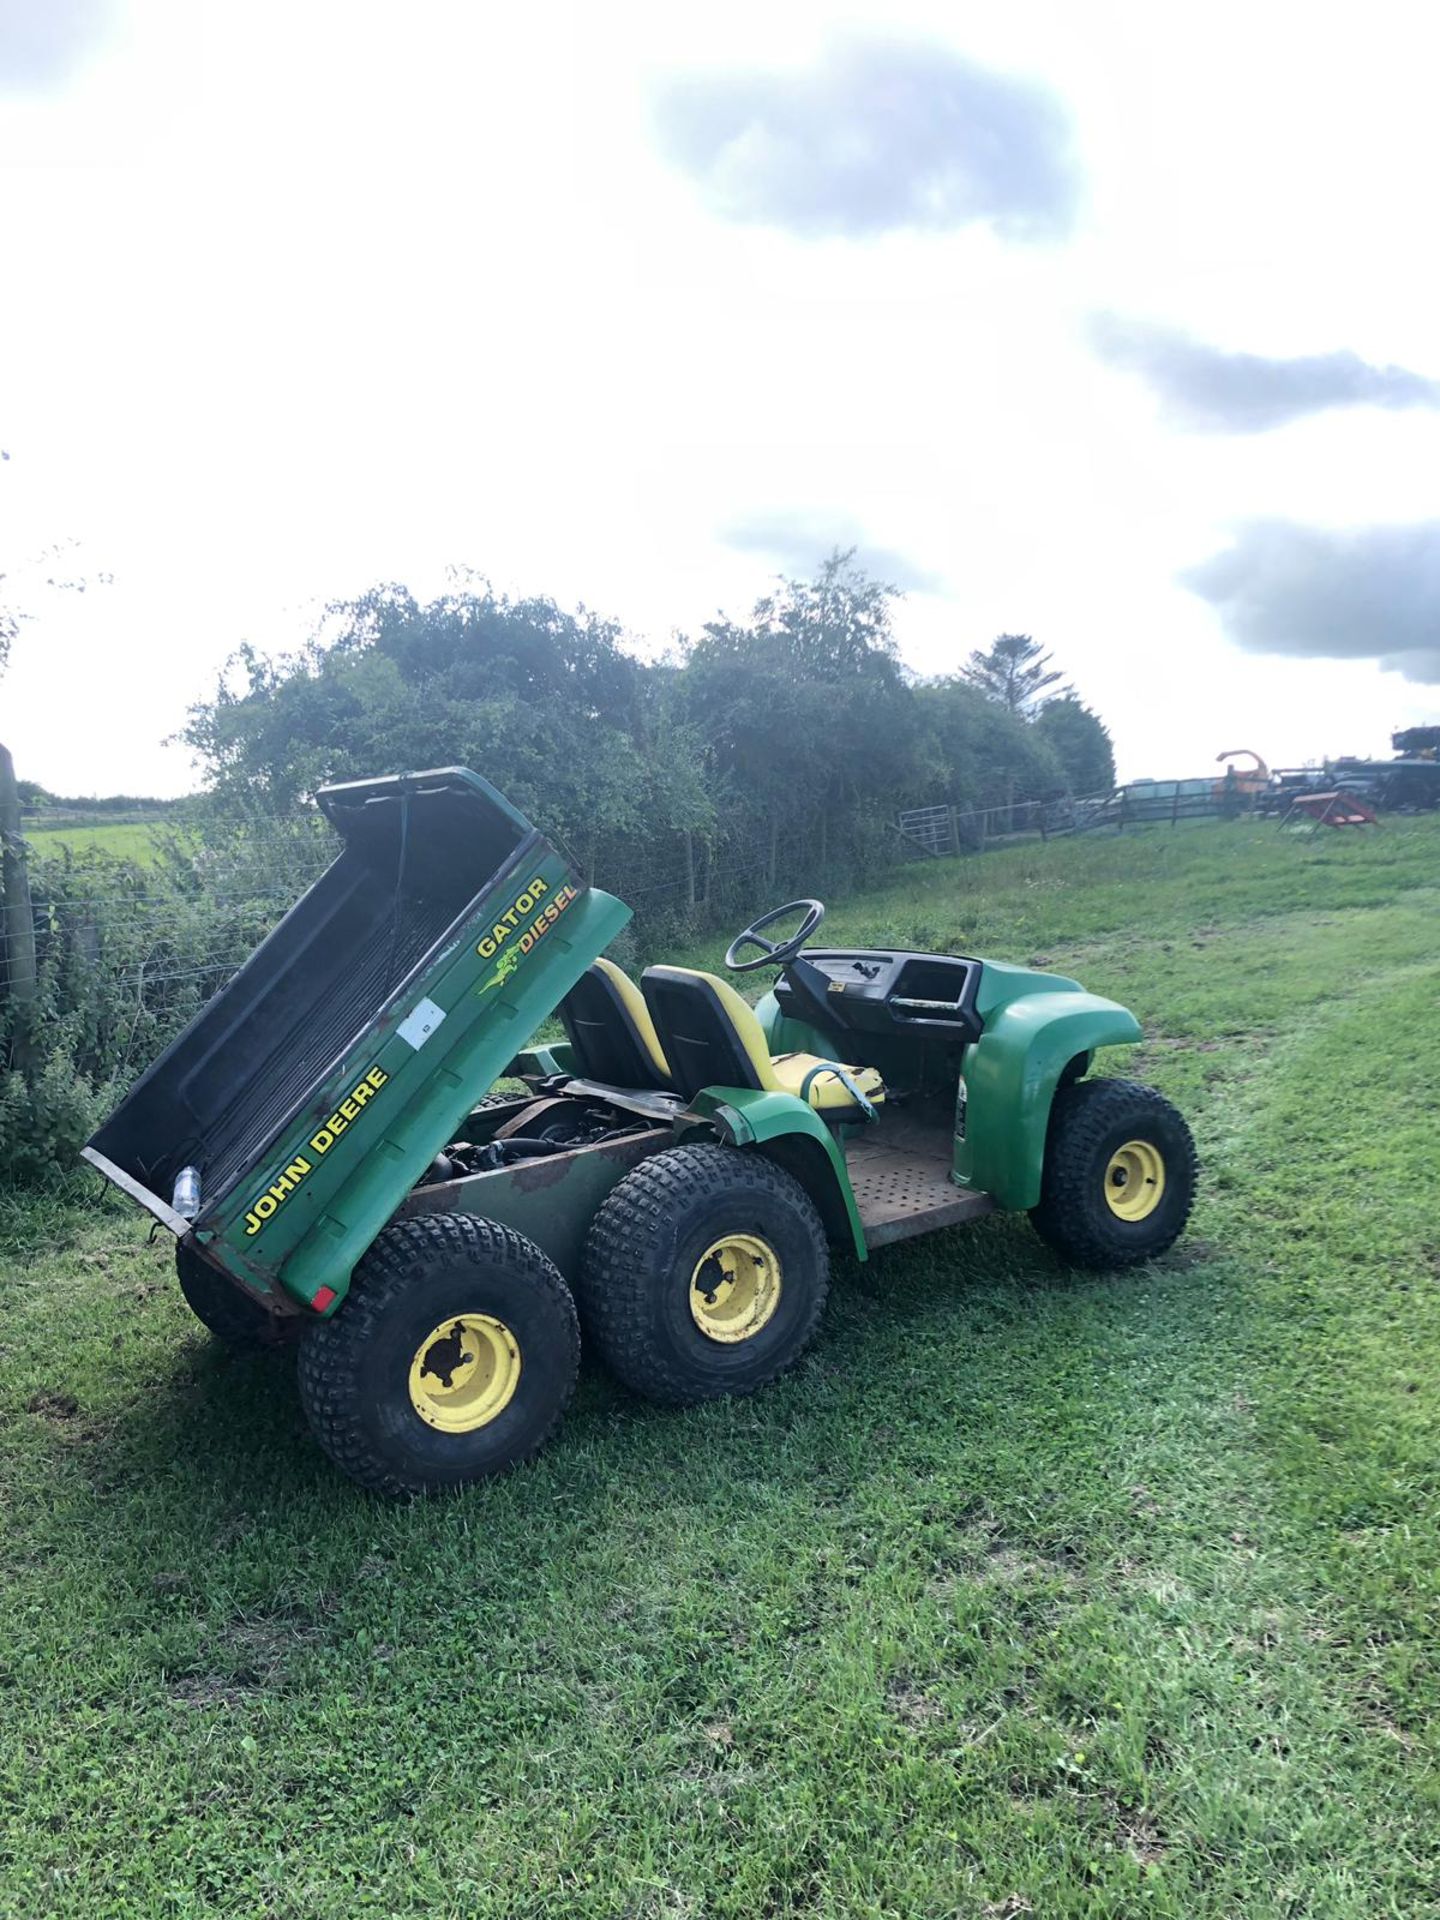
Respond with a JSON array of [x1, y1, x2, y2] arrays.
[[773, 948, 984, 1045]]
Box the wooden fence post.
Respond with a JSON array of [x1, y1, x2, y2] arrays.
[[0, 741, 39, 1072]]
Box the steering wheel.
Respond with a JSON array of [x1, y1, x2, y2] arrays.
[[724, 899, 826, 974]]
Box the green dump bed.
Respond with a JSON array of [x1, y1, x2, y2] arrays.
[[84, 768, 629, 1311]]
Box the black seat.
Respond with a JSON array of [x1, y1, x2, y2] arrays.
[[558, 959, 672, 1091], [641, 965, 883, 1116]]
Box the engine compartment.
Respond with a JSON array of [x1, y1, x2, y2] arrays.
[[416, 1096, 649, 1186]]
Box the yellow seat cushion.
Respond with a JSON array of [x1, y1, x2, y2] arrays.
[[591, 958, 670, 1080], [643, 966, 884, 1117], [769, 1052, 886, 1113]]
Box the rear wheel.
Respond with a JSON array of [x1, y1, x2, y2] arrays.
[[176, 1241, 288, 1350], [296, 1214, 580, 1496], [1030, 1077, 1197, 1269], [578, 1143, 830, 1405]]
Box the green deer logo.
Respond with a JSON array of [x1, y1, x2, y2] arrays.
[[478, 944, 526, 997]]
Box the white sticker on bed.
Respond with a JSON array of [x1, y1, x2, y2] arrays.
[[397, 997, 446, 1049]]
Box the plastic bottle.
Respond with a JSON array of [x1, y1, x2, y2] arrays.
[[172, 1166, 202, 1219]]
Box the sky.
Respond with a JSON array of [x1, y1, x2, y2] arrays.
[[2, 0, 1438, 797]]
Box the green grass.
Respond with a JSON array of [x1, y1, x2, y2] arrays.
[[25, 820, 161, 861], [3, 817, 1439, 1918]]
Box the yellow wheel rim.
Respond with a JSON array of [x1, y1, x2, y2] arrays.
[[408, 1313, 521, 1432], [1104, 1139, 1166, 1222], [688, 1233, 783, 1344]]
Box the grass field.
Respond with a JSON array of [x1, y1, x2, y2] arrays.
[[25, 819, 162, 862], [2, 817, 1438, 1918]]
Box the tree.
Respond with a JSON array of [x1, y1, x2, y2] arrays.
[[962, 633, 1066, 716], [916, 680, 1065, 815], [1034, 696, 1116, 795], [678, 551, 937, 886], [181, 557, 1122, 932], [186, 584, 655, 837], [183, 581, 718, 905]]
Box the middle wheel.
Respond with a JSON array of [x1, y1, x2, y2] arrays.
[[578, 1143, 830, 1405]]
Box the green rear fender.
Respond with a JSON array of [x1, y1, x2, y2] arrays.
[[954, 994, 1142, 1210], [686, 1086, 868, 1261]]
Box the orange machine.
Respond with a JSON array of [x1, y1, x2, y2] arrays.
[[1212, 749, 1270, 805]]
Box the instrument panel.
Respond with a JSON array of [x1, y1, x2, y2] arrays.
[[775, 948, 984, 1044]]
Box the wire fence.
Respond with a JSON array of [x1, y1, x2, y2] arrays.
[[0, 812, 336, 1142], [3, 782, 1236, 1008], [0, 804, 900, 1120]]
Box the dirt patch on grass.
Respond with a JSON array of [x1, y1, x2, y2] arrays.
[[1157, 1238, 1218, 1272], [26, 1389, 80, 1420], [886, 1676, 946, 1729], [931, 1525, 1082, 1600], [222, 1615, 326, 1683], [169, 1673, 259, 1710], [674, 1740, 758, 1800], [630, 1891, 700, 1920], [1138, 1571, 1192, 1605], [167, 1610, 330, 1703], [209, 1512, 255, 1549], [1117, 1808, 1168, 1867], [979, 1543, 1079, 1588]]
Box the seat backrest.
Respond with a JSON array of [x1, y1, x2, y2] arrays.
[[559, 958, 671, 1091], [640, 966, 779, 1102]]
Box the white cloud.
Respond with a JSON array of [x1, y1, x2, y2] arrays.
[[654, 35, 1078, 241], [1183, 521, 1440, 684], [1089, 316, 1440, 433]]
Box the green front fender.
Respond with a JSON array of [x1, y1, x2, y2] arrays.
[[686, 1086, 869, 1261], [953, 995, 1142, 1210]]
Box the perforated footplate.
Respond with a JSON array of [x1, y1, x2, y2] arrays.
[[844, 1141, 993, 1250]]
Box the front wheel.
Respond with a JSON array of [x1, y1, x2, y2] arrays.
[[296, 1214, 580, 1496], [1030, 1078, 1197, 1269], [578, 1143, 830, 1405]]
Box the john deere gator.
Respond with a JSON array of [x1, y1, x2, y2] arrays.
[[85, 768, 1197, 1495]]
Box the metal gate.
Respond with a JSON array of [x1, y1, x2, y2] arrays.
[[896, 805, 958, 857]]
